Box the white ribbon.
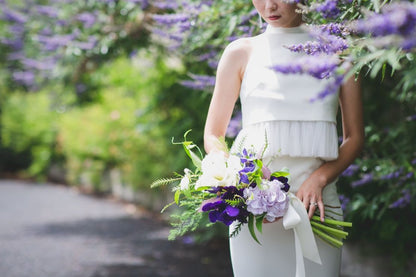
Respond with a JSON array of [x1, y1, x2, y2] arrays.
[[283, 193, 322, 277]]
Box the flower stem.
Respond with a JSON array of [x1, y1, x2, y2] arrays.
[[310, 221, 348, 239], [312, 215, 352, 227], [312, 226, 343, 248]]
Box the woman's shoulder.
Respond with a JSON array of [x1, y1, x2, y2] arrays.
[[221, 34, 263, 62], [223, 37, 252, 57]]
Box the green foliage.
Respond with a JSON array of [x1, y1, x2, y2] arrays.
[[0, 91, 59, 177], [57, 54, 180, 190], [338, 68, 416, 270]]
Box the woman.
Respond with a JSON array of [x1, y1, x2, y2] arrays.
[[203, 0, 364, 276]]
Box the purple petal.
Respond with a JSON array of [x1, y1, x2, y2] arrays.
[[225, 205, 240, 217]]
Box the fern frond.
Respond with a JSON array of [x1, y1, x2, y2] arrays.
[[224, 198, 245, 206], [151, 177, 181, 188], [230, 221, 243, 238], [232, 134, 247, 155]]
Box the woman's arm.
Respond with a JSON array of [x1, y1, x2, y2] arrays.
[[204, 39, 251, 153], [296, 75, 365, 220]]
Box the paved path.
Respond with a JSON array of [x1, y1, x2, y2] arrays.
[[0, 180, 232, 277]]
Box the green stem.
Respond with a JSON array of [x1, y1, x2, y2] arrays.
[[312, 226, 343, 248], [310, 221, 348, 239], [312, 215, 352, 227]]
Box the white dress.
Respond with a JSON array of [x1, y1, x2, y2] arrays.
[[229, 25, 343, 277]]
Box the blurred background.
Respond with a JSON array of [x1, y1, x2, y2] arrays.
[[0, 0, 415, 276]]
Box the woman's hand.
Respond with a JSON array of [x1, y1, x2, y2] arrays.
[[296, 174, 327, 222]]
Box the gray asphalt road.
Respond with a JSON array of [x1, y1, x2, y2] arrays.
[[0, 180, 232, 277]]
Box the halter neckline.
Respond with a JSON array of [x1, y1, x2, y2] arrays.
[[265, 24, 306, 34]]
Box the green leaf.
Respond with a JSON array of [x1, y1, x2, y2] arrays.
[[174, 190, 181, 205], [255, 214, 265, 233], [271, 171, 290, 178], [248, 214, 261, 245]]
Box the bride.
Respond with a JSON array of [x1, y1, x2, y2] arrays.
[[203, 0, 364, 276]]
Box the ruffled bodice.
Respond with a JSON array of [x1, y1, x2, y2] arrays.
[[232, 25, 340, 161]]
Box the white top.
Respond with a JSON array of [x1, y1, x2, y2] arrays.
[[232, 25, 340, 161]]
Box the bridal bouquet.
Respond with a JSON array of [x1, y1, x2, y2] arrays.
[[152, 131, 351, 247]]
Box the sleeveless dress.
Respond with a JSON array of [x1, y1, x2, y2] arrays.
[[229, 25, 343, 277]]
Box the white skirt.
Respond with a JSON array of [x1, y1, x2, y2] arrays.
[[229, 156, 343, 277]]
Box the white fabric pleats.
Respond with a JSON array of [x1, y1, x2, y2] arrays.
[[231, 120, 339, 161]]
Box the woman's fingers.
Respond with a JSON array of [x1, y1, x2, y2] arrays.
[[307, 200, 318, 219], [300, 196, 325, 220], [318, 201, 325, 222]]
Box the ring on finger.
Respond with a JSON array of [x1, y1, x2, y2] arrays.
[[310, 202, 318, 207]]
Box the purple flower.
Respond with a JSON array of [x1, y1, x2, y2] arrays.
[[351, 173, 373, 187], [271, 54, 340, 79], [36, 33, 78, 51], [2, 8, 28, 24], [311, 74, 344, 101], [320, 23, 351, 36], [21, 57, 56, 71], [152, 1, 178, 10], [287, 28, 348, 55], [270, 176, 290, 192], [226, 112, 242, 138], [244, 180, 289, 222], [312, 0, 340, 19], [12, 71, 36, 86], [380, 168, 403, 180], [338, 194, 350, 212], [36, 5, 59, 18], [240, 8, 258, 25], [389, 189, 412, 209], [1, 37, 23, 50], [201, 187, 249, 225], [351, 2, 416, 37], [180, 74, 216, 90], [76, 12, 96, 28], [72, 36, 98, 50], [341, 164, 360, 177], [152, 13, 189, 26]]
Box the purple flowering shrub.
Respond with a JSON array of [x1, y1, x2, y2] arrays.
[[0, 0, 152, 92], [336, 74, 416, 271]]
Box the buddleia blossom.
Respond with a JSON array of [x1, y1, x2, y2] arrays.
[[351, 173, 373, 188], [270, 54, 340, 79], [311, 74, 344, 101], [287, 28, 348, 55], [311, 0, 340, 19], [389, 189, 412, 209], [226, 112, 242, 138], [338, 194, 350, 212], [152, 13, 190, 28], [341, 164, 360, 177], [351, 2, 416, 50], [320, 23, 351, 37], [180, 74, 216, 90], [1, 0, 148, 88]]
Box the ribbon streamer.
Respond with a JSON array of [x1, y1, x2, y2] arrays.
[[283, 193, 322, 277]]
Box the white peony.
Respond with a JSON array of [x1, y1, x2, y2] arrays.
[[195, 152, 242, 189]]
